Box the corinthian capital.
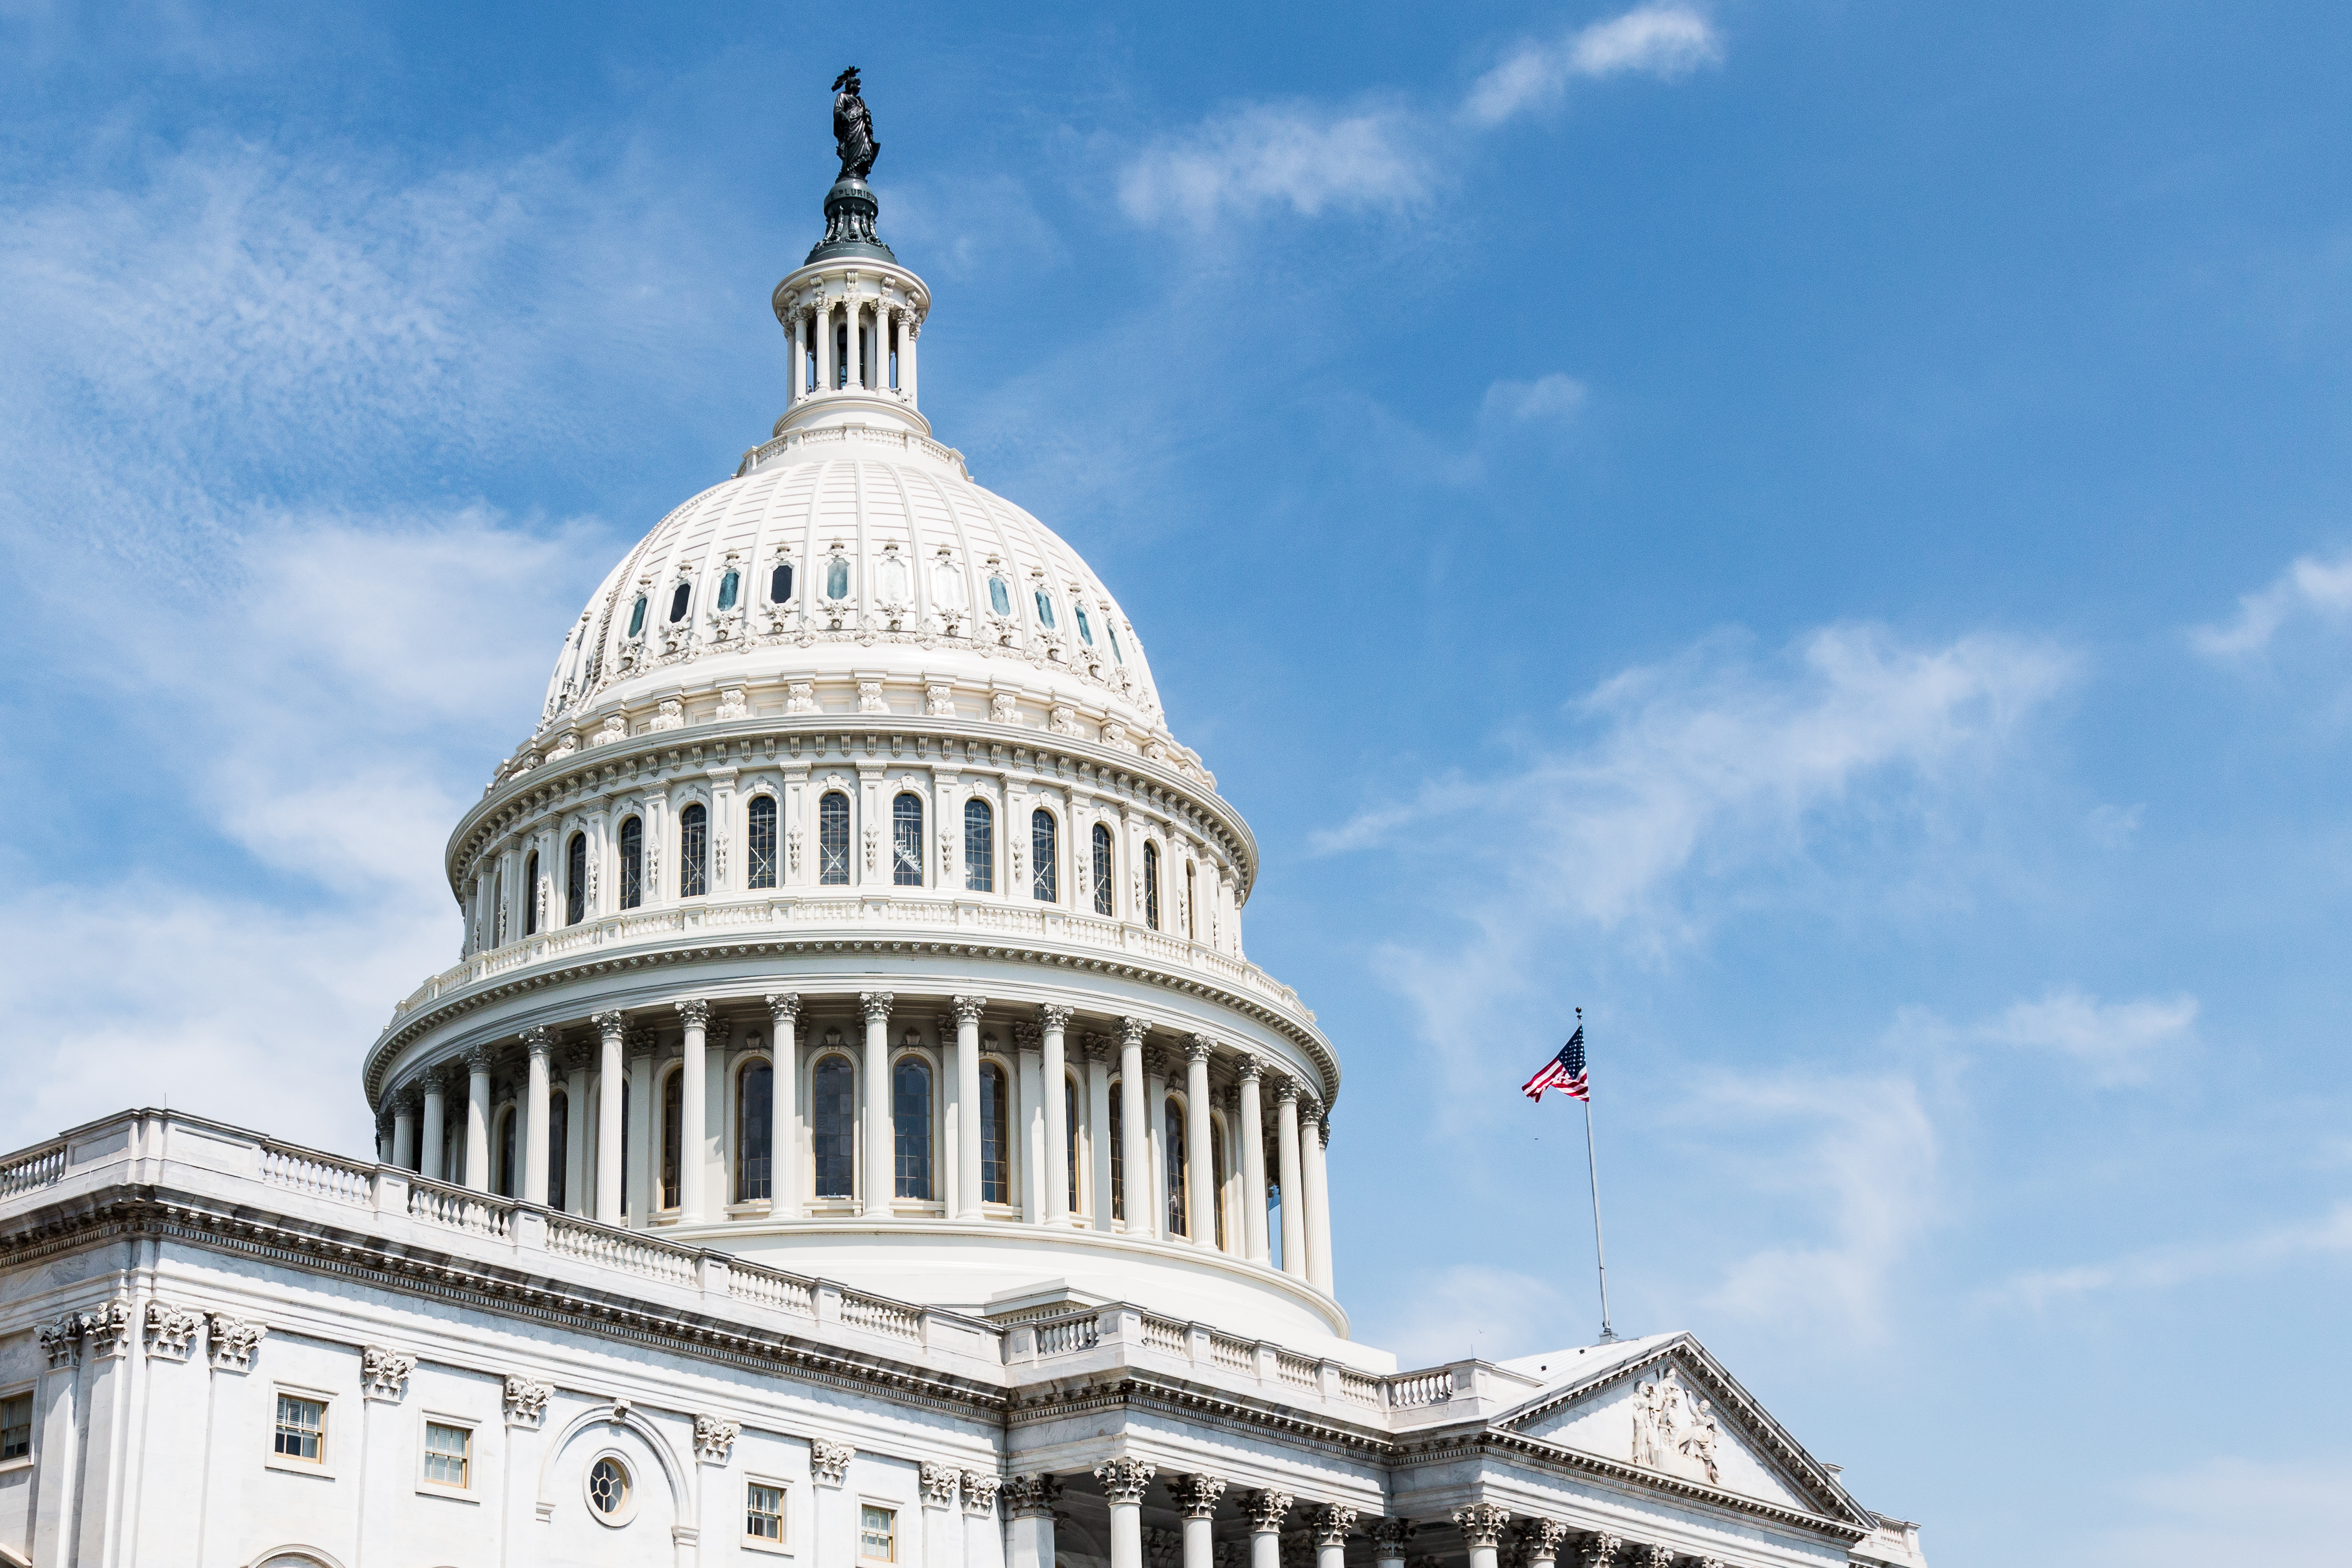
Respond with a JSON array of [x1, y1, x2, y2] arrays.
[[1092, 1457, 1156, 1504], [1452, 1505, 1511, 1550], [593, 1009, 627, 1042], [675, 998, 711, 1029], [521, 1025, 555, 1062], [1310, 1504, 1359, 1547], [952, 994, 988, 1023], [1369, 1519, 1418, 1560], [1240, 1489, 1293, 1534], [463, 1044, 498, 1074], [1038, 1003, 1074, 1031], [1166, 1472, 1226, 1519], [1185, 1033, 1215, 1065], [1578, 1534, 1625, 1568], [1513, 1520, 1570, 1564], [766, 993, 803, 1025], [1117, 1015, 1148, 1048], [1235, 1053, 1265, 1083], [860, 991, 894, 1023]]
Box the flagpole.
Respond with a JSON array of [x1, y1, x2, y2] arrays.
[[1577, 1008, 1616, 1342]]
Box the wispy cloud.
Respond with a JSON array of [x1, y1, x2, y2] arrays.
[[1978, 987, 2198, 1086], [2190, 550, 2352, 657], [1464, 4, 1724, 128], [1116, 101, 1431, 227], [1980, 1203, 2352, 1312], [1481, 372, 1590, 426]]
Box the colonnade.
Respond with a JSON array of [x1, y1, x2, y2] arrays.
[[783, 286, 918, 406], [382, 994, 1337, 1294]]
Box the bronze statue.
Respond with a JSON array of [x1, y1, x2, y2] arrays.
[[832, 67, 879, 180]]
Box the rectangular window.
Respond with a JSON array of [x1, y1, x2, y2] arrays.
[[860, 1504, 897, 1562], [422, 1421, 471, 1488], [274, 1394, 326, 1463], [0, 1392, 30, 1462], [746, 1480, 787, 1543]]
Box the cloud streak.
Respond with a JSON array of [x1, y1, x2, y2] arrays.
[[1981, 1203, 2352, 1311], [1117, 102, 1431, 227], [2190, 551, 2352, 657], [1465, 4, 1724, 127]]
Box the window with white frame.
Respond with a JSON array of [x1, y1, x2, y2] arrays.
[[421, 1418, 473, 1492], [859, 1504, 897, 1562], [0, 1390, 31, 1464], [273, 1392, 327, 1464], [745, 1478, 789, 1548]]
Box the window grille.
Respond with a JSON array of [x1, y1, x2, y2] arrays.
[[964, 799, 993, 892], [1031, 809, 1057, 902], [893, 1058, 932, 1198], [819, 792, 850, 886], [980, 1064, 1010, 1204], [273, 1394, 325, 1462], [893, 794, 923, 886], [679, 802, 708, 898], [619, 817, 643, 909], [1091, 824, 1113, 915], [737, 1060, 773, 1201], [813, 1057, 854, 1198], [566, 832, 587, 924], [748, 796, 778, 889], [1143, 843, 1161, 930], [423, 1422, 470, 1488]]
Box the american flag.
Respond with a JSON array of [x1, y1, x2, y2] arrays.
[[1521, 1024, 1589, 1102]]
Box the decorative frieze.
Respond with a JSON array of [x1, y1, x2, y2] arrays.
[[503, 1376, 552, 1428], [144, 1299, 204, 1362], [694, 1414, 741, 1465], [1094, 1456, 1156, 1503], [811, 1438, 854, 1486], [205, 1313, 266, 1373], [361, 1345, 416, 1402]]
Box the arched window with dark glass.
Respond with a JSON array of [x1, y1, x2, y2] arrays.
[[668, 582, 691, 623], [1090, 824, 1113, 916], [1033, 587, 1057, 629], [660, 1068, 683, 1210], [964, 799, 994, 892], [819, 792, 851, 886], [1065, 1077, 1081, 1214], [627, 594, 648, 638], [893, 1057, 932, 1199], [679, 802, 708, 898], [813, 1056, 854, 1198], [547, 1090, 569, 1213], [1210, 1117, 1228, 1250], [1143, 842, 1161, 930], [619, 817, 643, 909], [1164, 1097, 1188, 1238], [980, 1063, 1010, 1204], [747, 796, 778, 890], [987, 575, 1011, 616], [1108, 1083, 1125, 1222], [893, 794, 924, 887], [1075, 605, 1094, 647], [717, 569, 740, 611], [566, 832, 587, 924], [495, 1107, 517, 1200], [1185, 861, 1197, 940], [770, 561, 794, 604], [1031, 809, 1057, 902], [825, 557, 850, 600], [524, 850, 540, 936], [737, 1058, 773, 1202]]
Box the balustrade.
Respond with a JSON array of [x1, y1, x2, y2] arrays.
[[260, 1143, 373, 1206]]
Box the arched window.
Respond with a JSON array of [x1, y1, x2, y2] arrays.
[[619, 817, 643, 909], [1108, 1083, 1124, 1221], [1185, 861, 1197, 940], [825, 557, 850, 600], [964, 799, 994, 892], [818, 792, 851, 886], [1075, 605, 1095, 647], [1164, 1097, 1188, 1238], [548, 1089, 569, 1213], [893, 794, 924, 886], [496, 1106, 517, 1200], [1143, 842, 1161, 930], [523, 850, 539, 936], [747, 796, 778, 890], [627, 594, 648, 637], [737, 1059, 773, 1202], [893, 1057, 932, 1199], [1210, 1117, 1228, 1249], [1033, 587, 1057, 629], [668, 582, 691, 623], [1065, 1077, 1081, 1214], [1091, 824, 1113, 915], [770, 561, 794, 604], [812, 1056, 854, 1198], [987, 575, 1011, 616], [979, 1062, 1010, 1204], [1031, 809, 1057, 902], [566, 832, 587, 924], [679, 802, 708, 898], [717, 568, 740, 610], [660, 1068, 683, 1210]]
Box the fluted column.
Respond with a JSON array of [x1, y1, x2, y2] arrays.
[[1095, 1459, 1155, 1568], [421, 1070, 448, 1181], [1453, 1506, 1512, 1568], [1242, 1489, 1292, 1568], [861, 992, 893, 1216], [954, 996, 986, 1217], [391, 1095, 417, 1171], [1117, 1017, 1150, 1237], [1085, 1034, 1114, 1228], [1275, 1078, 1305, 1277], [766, 995, 801, 1218], [464, 1046, 495, 1192], [902, 315, 919, 403], [815, 296, 834, 391], [675, 999, 709, 1220], [594, 1010, 625, 1224], [847, 291, 866, 389], [1169, 1474, 1225, 1568], [1310, 1505, 1358, 1568], [1301, 1097, 1333, 1291], [522, 1027, 554, 1206], [789, 307, 807, 405], [1014, 1022, 1044, 1223], [1184, 1037, 1215, 1249], [1237, 1057, 1269, 1261], [1041, 1005, 1072, 1224], [562, 1044, 592, 1214], [1370, 1519, 1416, 1568]]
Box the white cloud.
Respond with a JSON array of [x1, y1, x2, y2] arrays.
[[1117, 102, 1431, 227], [1980, 1203, 2352, 1312], [1481, 372, 1590, 425], [1979, 986, 2198, 1086], [2190, 550, 2352, 657], [1465, 4, 1723, 128]]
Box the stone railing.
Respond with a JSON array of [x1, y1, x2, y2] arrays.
[[388, 891, 1312, 1025], [730, 1259, 817, 1315], [1387, 1368, 1456, 1409], [407, 1178, 513, 1240], [544, 1214, 696, 1285], [0, 1139, 67, 1201], [260, 1142, 375, 1207], [837, 1290, 923, 1342], [734, 423, 972, 482]]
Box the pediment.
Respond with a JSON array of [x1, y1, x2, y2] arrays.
[[1493, 1336, 1864, 1524]]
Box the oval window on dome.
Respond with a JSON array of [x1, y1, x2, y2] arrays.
[[668, 583, 691, 622], [716, 569, 740, 611], [770, 562, 794, 603], [627, 594, 648, 638], [826, 558, 850, 601], [1074, 606, 1094, 647], [1033, 588, 1056, 630], [987, 576, 1011, 616]]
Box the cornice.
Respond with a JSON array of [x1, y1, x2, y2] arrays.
[[1009, 1371, 1391, 1459], [362, 931, 1340, 1110]]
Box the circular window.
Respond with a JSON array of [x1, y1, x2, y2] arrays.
[[584, 1452, 637, 1527]]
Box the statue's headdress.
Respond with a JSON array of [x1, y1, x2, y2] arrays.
[[833, 67, 861, 93]]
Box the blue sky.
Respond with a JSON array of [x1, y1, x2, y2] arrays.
[[5, 2, 2350, 1561]]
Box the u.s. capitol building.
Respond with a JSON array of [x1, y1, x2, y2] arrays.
[[0, 83, 1928, 1568]]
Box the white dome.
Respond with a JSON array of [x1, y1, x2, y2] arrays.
[[510, 415, 1208, 794]]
